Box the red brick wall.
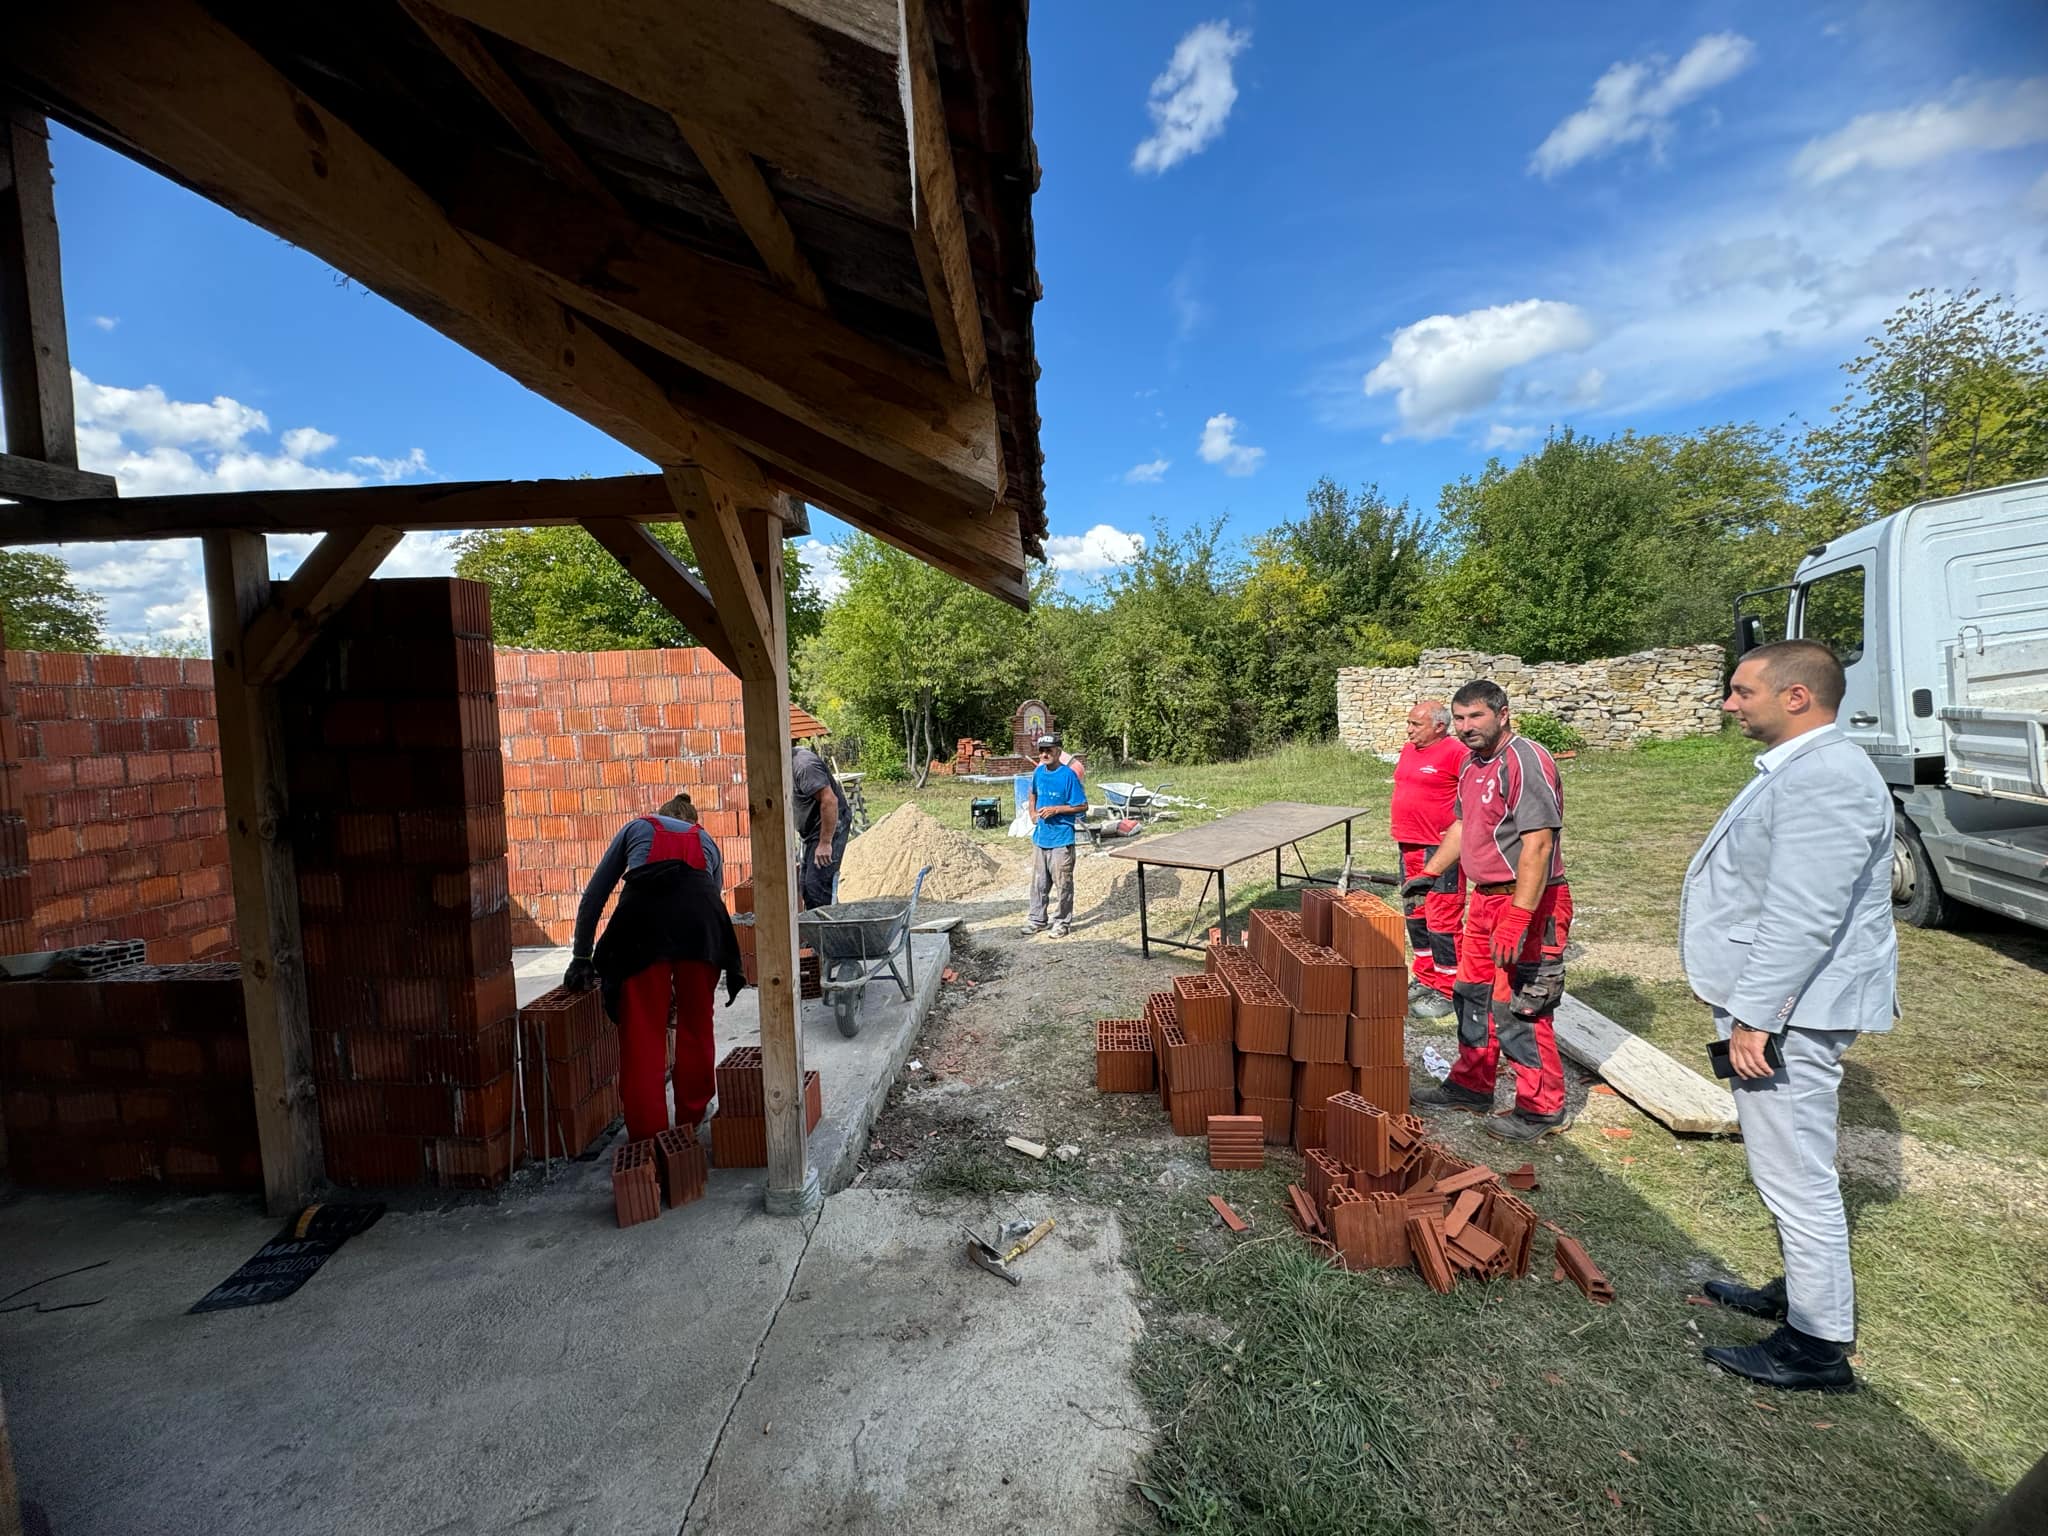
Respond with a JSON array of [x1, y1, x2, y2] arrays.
[[0, 963, 261, 1190], [3, 649, 231, 962], [0, 631, 32, 955], [497, 647, 752, 947]]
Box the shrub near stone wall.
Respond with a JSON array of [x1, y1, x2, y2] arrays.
[[1337, 645, 1725, 754]]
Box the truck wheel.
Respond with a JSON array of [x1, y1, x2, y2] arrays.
[[1891, 817, 1947, 929]]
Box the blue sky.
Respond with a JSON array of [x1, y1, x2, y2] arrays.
[[22, 0, 2048, 640]]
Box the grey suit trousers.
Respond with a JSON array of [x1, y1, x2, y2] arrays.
[[1716, 1011, 1858, 1342]]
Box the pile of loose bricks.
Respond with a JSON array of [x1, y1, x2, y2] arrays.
[[1096, 887, 1614, 1305], [608, 1044, 823, 1226]]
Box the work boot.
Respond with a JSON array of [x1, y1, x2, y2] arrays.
[[1408, 991, 1454, 1020], [1048, 922, 1071, 939], [1414, 1081, 1493, 1113], [1484, 1107, 1571, 1142], [1704, 1275, 1789, 1321], [1019, 921, 1047, 937], [1703, 1325, 1857, 1393]]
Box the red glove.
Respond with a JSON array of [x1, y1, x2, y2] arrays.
[[1489, 905, 1534, 971]]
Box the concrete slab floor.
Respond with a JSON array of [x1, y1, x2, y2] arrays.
[[683, 1190, 1151, 1535], [0, 936, 955, 1534], [514, 934, 948, 1195]]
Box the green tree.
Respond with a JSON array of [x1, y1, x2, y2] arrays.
[[1804, 288, 2048, 519], [796, 534, 1028, 783], [0, 550, 105, 651], [1082, 521, 1240, 762], [451, 524, 821, 652], [1275, 476, 1432, 629]]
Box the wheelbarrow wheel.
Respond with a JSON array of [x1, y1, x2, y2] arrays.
[[830, 959, 864, 1038]]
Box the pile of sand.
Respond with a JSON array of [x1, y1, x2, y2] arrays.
[[839, 803, 1002, 903]]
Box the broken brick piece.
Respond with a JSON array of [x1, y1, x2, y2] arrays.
[[1444, 1187, 1484, 1240], [1208, 1194, 1249, 1232], [1406, 1212, 1457, 1294], [1505, 1162, 1539, 1191], [1432, 1164, 1500, 1197], [1552, 1232, 1615, 1305]]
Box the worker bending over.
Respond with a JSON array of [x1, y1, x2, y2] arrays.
[[794, 739, 848, 909], [1405, 680, 1574, 1143], [1389, 697, 1465, 1020], [565, 792, 743, 1143]]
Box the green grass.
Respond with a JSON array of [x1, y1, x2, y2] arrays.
[[868, 733, 2048, 1525]]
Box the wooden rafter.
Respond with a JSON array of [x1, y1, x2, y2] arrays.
[[0, 474, 680, 543], [397, 0, 625, 214], [0, 451, 114, 502], [444, 151, 999, 513], [672, 117, 829, 311], [8, 0, 768, 494], [429, 0, 911, 223], [900, 1, 989, 395], [665, 467, 773, 683], [243, 525, 404, 685], [0, 104, 79, 467], [582, 516, 738, 673]]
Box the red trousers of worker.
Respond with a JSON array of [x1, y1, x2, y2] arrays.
[[617, 958, 719, 1143], [1398, 843, 1463, 999], [1450, 885, 1572, 1118]]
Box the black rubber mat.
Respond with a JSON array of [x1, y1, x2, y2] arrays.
[[189, 1202, 386, 1313]]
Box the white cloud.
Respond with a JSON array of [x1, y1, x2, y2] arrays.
[[1793, 76, 2048, 183], [1132, 21, 1251, 174], [1530, 33, 1756, 179], [1482, 423, 1541, 451], [23, 373, 436, 645], [1362, 300, 1596, 439], [1197, 412, 1266, 475], [796, 538, 847, 601], [1122, 458, 1170, 484], [91, 315, 118, 332], [1043, 524, 1145, 577], [2031, 169, 2048, 216]]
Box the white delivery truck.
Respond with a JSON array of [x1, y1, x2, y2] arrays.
[[1737, 476, 2048, 930]]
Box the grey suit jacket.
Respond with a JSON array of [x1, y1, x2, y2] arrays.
[[1678, 726, 1897, 1035]]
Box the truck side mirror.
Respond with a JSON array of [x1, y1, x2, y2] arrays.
[[1736, 615, 1761, 656]]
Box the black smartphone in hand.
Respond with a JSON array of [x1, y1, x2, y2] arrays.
[[1707, 1034, 1786, 1079]]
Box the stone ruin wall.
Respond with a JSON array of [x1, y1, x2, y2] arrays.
[[1337, 645, 1726, 754]]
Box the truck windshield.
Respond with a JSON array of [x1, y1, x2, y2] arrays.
[[1800, 565, 1866, 665]]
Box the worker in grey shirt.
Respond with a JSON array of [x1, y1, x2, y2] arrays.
[[793, 742, 847, 909], [1681, 640, 1896, 1394]]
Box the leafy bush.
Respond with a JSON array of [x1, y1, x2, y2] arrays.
[[862, 758, 910, 785], [1515, 712, 1586, 755]]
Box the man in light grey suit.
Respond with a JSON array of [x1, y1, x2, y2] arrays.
[[1680, 639, 1896, 1393]]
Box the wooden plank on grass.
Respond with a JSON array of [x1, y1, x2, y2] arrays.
[[1553, 991, 1738, 1136]]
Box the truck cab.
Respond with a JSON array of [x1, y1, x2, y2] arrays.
[[1763, 477, 2048, 929]]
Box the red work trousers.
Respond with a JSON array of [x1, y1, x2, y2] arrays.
[[1398, 843, 1463, 999], [1450, 884, 1572, 1119], [617, 958, 719, 1143]]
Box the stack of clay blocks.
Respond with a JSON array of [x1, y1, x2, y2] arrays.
[[1206, 1113, 1265, 1170], [711, 1045, 823, 1167], [610, 1138, 660, 1227], [518, 985, 623, 1160], [1095, 1019, 1155, 1092], [1331, 891, 1411, 1112], [1209, 942, 1291, 1144], [1153, 999, 1235, 1136]]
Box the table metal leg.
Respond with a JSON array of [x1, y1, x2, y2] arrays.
[[1138, 863, 1150, 959], [1218, 868, 1228, 946]]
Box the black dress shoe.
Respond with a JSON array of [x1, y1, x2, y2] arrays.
[[1703, 1325, 1857, 1393], [1704, 1275, 1788, 1320]]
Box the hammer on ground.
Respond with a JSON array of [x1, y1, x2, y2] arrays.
[[962, 1217, 1055, 1285]]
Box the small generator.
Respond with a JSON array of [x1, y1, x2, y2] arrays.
[[969, 797, 1001, 830]]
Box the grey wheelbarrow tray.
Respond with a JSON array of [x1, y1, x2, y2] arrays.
[[796, 865, 932, 1036]]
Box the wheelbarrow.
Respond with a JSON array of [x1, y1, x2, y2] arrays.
[[1097, 780, 1174, 820], [795, 866, 932, 1037]]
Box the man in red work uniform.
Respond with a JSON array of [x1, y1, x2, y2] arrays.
[[564, 792, 744, 1144], [1402, 680, 1573, 1142], [1389, 698, 1466, 1021]]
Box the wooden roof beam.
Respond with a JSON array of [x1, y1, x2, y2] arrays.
[[583, 515, 739, 673], [672, 118, 829, 312], [9, 0, 770, 498], [243, 525, 405, 685], [398, 0, 627, 214], [0, 104, 81, 468], [901, 2, 989, 395]]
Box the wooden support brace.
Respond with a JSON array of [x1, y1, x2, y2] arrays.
[[204, 530, 323, 1213], [0, 103, 79, 468], [244, 525, 403, 685], [0, 451, 114, 502], [672, 117, 829, 311], [666, 468, 773, 682], [583, 516, 739, 674]]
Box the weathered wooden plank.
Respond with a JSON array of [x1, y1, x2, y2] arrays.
[[900, 0, 989, 395], [672, 117, 829, 311], [244, 526, 404, 686], [0, 451, 115, 502], [0, 105, 77, 467], [665, 467, 773, 684], [204, 530, 325, 1213], [1551, 991, 1739, 1136]]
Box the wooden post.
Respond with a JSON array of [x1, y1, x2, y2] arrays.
[[0, 102, 76, 469], [204, 531, 324, 1212], [670, 468, 815, 1213]]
